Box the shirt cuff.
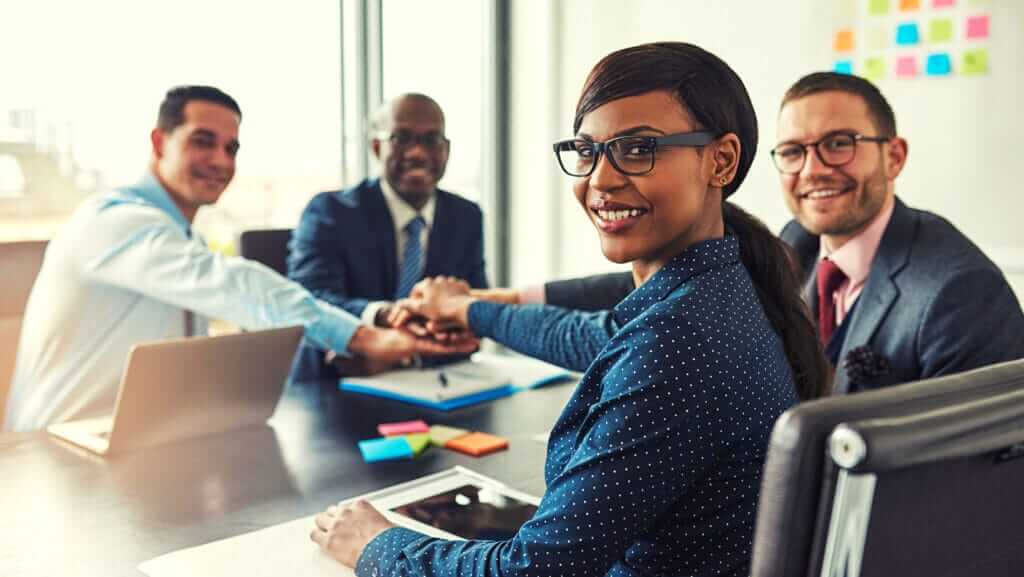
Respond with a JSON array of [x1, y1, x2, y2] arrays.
[[518, 284, 546, 305], [355, 526, 431, 577], [304, 299, 362, 356], [361, 300, 392, 326]]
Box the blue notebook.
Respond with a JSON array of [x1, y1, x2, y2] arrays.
[[340, 353, 572, 411]]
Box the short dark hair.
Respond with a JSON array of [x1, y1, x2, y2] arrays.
[[574, 42, 757, 199], [157, 85, 242, 133], [782, 72, 897, 137]]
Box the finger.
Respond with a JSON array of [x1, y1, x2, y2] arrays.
[[406, 321, 429, 337], [310, 529, 327, 547], [315, 512, 335, 531]]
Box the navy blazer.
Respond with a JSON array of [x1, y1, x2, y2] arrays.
[[782, 197, 1024, 393], [287, 178, 488, 382]]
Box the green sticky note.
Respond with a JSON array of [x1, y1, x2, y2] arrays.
[[929, 19, 954, 42], [864, 57, 887, 80], [963, 48, 989, 75], [403, 433, 431, 456], [869, 0, 890, 14]]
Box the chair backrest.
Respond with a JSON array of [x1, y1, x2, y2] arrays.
[[238, 228, 292, 276], [751, 359, 1024, 577], [0, 240, 48, 415]]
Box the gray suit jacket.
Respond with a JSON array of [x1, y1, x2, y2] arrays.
[[782, 197, 1024, 393]]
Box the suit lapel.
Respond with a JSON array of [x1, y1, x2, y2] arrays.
[[365, 181, 398, 294], [833, 198, 915, 392], [423, 190, 452, 278]]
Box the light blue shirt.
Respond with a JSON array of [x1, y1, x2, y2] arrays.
[[4, 172, 361, 432]]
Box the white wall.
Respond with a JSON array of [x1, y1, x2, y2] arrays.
[[508, 0, 1024, 298]]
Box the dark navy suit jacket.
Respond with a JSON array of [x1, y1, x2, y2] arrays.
[[782, 197, 1024, 393], [287, 178, 488, 382]]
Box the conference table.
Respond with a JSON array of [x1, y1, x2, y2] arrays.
[[0, 377, 577, 577]]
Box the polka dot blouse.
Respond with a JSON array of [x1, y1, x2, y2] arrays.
[[356, 236, 799, 577]]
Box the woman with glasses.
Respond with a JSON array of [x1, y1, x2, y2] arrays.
[[311, 42, 829, 577]]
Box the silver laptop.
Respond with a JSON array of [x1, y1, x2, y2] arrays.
[[47, 325, 303, 455]]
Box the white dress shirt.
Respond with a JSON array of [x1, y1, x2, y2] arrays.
[[360, 178, 436, 324], [3, 172, 361, 432]]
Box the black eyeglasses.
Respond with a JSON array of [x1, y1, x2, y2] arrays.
[[553, 131, 717, 177], [380, 130, 449, 150], [770, 131, 890, 175]]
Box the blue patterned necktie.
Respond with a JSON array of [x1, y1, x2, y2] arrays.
[[396, 216, 426, 298]]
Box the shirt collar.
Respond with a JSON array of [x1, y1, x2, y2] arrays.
[[613, 236, 741, 326], [117, 171, 193, 236], [818, 194, 895, 285], [379, 177, 436, 231]]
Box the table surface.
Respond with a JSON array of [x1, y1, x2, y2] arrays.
[[0, 378, 577, 577]]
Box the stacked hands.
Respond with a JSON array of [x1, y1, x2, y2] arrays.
[[329, 277, 484, 375]]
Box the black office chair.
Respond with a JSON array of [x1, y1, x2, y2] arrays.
[[238, 228, 292, 276], [751, 359, 1024, 577]]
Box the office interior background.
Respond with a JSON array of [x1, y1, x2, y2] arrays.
[[1, 0, 1021, 295]]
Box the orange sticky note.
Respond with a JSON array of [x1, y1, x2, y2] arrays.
[[445, 431, 509, 457], [834, 29, 855, 52], [899, 0, 921, 9]]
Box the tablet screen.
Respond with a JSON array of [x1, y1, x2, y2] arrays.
[[391, 484, 538, 540]]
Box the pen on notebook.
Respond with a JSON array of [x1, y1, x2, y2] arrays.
[[438, 371, 449, 388]]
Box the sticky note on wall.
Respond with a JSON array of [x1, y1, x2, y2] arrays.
[[834, 29, 855, 52], [962, 49, 989, 75], [896, 56, 919, 77], [864, 57, 887, 80], [899, 0, 921, 10], [834, 60, 854, 75], [869, 0, 890, 15], [896, 23, 920, 45], [928, 19, 954, 42], [926, 53, 953, 75], [966, 15, 990, 39], [933, 0, 955, 7]]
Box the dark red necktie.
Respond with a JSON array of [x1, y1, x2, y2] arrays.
[[817, 258, 847, 345]]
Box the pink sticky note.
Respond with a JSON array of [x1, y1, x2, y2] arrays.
[[932, 0, 954, 7], [896, 56, 919, 77], [378, 420, 430, 436], [966, 15, 990, 39]]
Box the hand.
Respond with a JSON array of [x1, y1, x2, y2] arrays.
[[400, 276, 477, 329], [311, 500, 395, 568], [347, 325, 478, 361]]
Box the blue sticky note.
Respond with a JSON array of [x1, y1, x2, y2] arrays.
[[925, 53, 952, 76], [358, 437, 413, 462], [834, 60, 854, 75], [896, 22, 920, 45]]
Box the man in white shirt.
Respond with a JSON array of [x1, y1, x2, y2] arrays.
[[288, 94, 487, 381], [3, 86, 471, 432]]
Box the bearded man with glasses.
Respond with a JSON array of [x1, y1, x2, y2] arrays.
[[288, 93, 487, 382], [773, 71, 1024, 393]]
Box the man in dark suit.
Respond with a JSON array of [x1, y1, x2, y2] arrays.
[[288, 93, 487, 381], [771, 72, 1024, 393], [495, 73, 1024, 393]]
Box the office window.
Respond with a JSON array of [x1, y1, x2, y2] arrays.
[[380, 0, 485, 203], [0, 1, 342, 246]]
